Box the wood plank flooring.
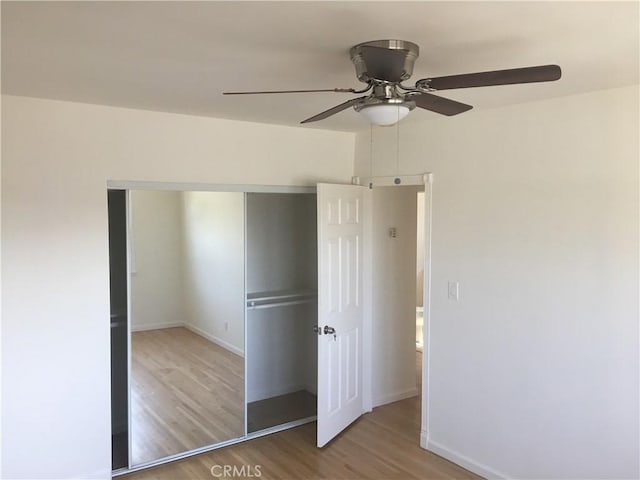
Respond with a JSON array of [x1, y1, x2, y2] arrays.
[[131, 327, 244, 465], [124, 350, 481, 480], [124, 396, 480, 480]]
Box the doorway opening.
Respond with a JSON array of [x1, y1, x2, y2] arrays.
[[362, 173, 431, 447]]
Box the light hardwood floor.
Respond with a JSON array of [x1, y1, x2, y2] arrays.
[[131, 327, 244, 465], [124, 350, 481, 480]]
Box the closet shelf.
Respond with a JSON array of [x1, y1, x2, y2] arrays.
[[246, 289, 317, 310]]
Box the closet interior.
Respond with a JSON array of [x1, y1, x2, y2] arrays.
[[108, 188, 318, 474], [246, 193, 318, 433]]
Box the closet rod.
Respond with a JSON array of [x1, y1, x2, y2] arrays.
[[247, 299, 316, 310]]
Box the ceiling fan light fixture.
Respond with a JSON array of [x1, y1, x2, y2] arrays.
[[357, 103, 411, 126]]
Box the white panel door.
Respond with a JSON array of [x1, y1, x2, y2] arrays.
[[316, 183, 366, 447]]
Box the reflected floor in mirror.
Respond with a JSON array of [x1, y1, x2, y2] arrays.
[[132, 327, 244, 465]]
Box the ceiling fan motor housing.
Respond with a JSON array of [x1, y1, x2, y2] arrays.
[[354, 84, 416, 111], [350, 39, 420, 84]]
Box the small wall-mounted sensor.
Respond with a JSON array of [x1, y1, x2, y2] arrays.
[[388, 227, 397, 238]]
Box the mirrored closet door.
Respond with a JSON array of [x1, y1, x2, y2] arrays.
[[127, 190, 246, 466]]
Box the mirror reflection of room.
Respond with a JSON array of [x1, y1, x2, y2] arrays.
[[129, 190, 245, 466]]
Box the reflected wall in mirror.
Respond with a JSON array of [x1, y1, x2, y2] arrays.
[[129, 190, 245, 466]]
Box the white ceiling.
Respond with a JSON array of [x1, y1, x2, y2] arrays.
[[2, 1, 638, 132]]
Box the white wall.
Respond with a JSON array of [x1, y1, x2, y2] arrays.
[[182, 191, 245, 356], [371, 186, 420, 407], [246, 303, 317, 403], [0, 94, 354, 480], [246, 193, 317, 293], [130, 190, 185, 331], [355, 86, 639, 479]]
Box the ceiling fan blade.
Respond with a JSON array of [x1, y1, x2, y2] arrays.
[[359, 45, 409, 83], [300, 97, 367, 124], [423, 64, 562, 90], [412, 93, 473, 116], [223, 88, 359, 95]]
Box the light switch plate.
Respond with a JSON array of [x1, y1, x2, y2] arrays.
[[448, 281, 459, 301]]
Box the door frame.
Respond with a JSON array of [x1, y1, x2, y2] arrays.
[[107, 180, 316, 195], [352, 173, 433, 448]]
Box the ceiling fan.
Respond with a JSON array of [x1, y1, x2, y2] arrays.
[[223, 39, 561, 126]]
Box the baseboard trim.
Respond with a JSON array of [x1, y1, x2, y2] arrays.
[[183, 324, 244, 357], [129, 322, 245, 357], [131, 321, 183, 332], [425, 438, 507, 479], [420, 429, 428, 449], [372, 387, 419, 408]]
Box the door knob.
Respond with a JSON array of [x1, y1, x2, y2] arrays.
[[323, 326, 335, 335]]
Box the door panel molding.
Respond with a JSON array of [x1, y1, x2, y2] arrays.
[[317, 183, 367, 447]]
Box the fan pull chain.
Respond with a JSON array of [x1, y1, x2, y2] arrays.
[[369, 124, 374, 189], [395, 107, 400, 176]]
